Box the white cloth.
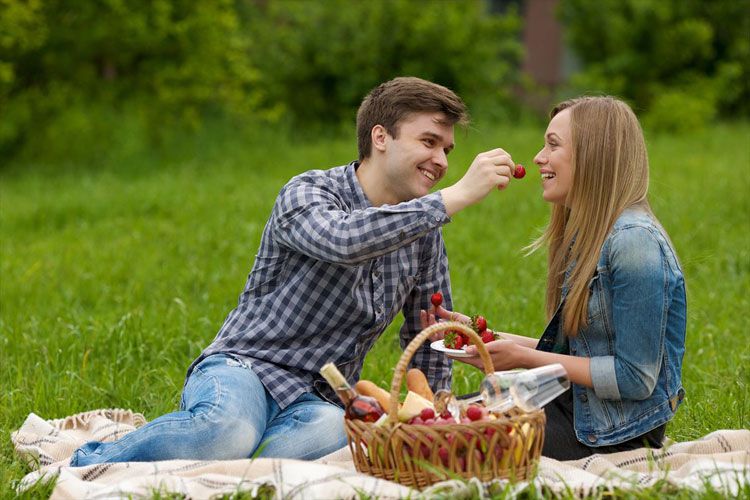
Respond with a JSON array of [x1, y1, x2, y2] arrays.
[[11, 409, 749, 499]]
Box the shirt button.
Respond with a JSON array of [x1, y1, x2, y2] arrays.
[[373, 270, 380, 278], [587, 435, 597, 443], [376, 306, 383, 315]]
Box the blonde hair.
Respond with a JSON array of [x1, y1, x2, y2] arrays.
[[530, 96, 652, 335]]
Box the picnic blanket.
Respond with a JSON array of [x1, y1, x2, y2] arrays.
[[11, 408, 749, 499]]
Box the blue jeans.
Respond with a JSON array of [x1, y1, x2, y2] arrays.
[[70, 354, 347, 466]]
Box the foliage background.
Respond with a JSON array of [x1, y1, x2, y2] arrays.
[[2, 0, 748, 165], [1, 0, 749, 495]]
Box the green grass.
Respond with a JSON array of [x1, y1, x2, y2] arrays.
[[1, 120, 748, 498]]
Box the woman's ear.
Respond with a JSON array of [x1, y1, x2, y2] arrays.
[[371, 124, 388, 153]]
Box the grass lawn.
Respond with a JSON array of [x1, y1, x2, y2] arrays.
[[1, 120, 748, 497]]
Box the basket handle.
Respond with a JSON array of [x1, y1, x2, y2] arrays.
[[388, 321, 495, 423]]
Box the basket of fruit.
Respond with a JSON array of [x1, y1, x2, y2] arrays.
[[342, 321, 545, 488]]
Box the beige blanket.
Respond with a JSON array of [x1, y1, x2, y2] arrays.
[[11, 409, 749, 499]]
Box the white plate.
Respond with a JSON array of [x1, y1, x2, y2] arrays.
[[430, 339, 474, 358]]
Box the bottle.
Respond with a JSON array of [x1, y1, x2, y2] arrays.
[[509, 363, 570, 411], [435, 364, 570, 416], [319, 362, 385, 422]]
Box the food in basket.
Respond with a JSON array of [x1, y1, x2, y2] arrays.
[[354, 379, 391, 410], [397, 390, 434, 422], [406, 368, 434, 400], [320, 362, 384, 422]]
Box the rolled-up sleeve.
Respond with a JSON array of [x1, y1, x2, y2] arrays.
[[590, 226, 669, 401], [273, 181, 449, 265]]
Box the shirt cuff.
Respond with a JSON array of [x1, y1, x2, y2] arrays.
[[590, 355, 621, 400], [428, 192, 451, 224]]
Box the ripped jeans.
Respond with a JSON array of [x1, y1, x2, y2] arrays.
[[70, 354, 347, 466]]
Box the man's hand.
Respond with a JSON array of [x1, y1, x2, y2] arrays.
[[440, 148, 517, 216]]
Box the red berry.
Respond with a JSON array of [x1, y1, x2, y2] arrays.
[[420, 408, 435, 420], [438, 447, 449, 466], [513, 164, 526, 179], [481, 330, 495, 343], [444, 331, 465, 350], [430, 292, 443, 307], [474, 315, 487, 333], [466, 405, 483, 421]]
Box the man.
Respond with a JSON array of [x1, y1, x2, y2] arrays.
[[71, 77, 518, 465]]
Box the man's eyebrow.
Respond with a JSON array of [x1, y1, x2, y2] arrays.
[[422, 131, 455, 151]]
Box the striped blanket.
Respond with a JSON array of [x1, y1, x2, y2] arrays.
[[11, 409, 749, 499]]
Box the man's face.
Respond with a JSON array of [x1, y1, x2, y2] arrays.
[[380, 112, 455, 203]]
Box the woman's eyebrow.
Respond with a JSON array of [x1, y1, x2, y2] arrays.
[[546, 132, 561, 142]]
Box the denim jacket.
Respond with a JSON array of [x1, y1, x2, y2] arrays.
[[537, 208, 687, 446]]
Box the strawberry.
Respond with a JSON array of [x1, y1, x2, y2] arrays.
[[444, 331, 465, 350], [481, 330, 495, 343], [430, 292, 443, 308], [513, 164, 526, 179], [466, 405, 483, 421], [471, 315, 487, 333], [420, 408, 435, 420]]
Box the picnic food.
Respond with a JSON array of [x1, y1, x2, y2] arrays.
[[430, 292, 443, 307], [397, 390, 434, 422], [406, 368, 434, 401], [354, 379, 391, 410], [320, 363, 384, 422], [442, 313, 500, 351], [513, 164, 526, 179], [343, 321, 544, 487]]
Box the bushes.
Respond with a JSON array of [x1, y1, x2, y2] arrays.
[[0, 0, 260, 161], [0, 0, 522, 163], [242, 0, 522, 125], [560, 0, 750, 131]]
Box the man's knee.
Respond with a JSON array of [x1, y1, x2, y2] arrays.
[[191, 414, 260, 459]]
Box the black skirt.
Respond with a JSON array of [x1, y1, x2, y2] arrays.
[[541, 389, 666, 461]]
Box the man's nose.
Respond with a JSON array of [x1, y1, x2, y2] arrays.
[[434, 149, 448, 169]]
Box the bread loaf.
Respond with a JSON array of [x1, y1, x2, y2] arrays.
[[406, 368, 434, 401], [355, 380, 391, 410]]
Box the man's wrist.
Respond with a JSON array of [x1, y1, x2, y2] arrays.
[[439, 185, 469, 217]]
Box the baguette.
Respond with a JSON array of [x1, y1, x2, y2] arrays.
[[406, 368, 434, 401], [355, 379, 391, 410]]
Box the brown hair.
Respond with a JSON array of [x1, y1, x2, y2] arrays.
[[356, 77, 469, 160], [528, 96, 653, 335]]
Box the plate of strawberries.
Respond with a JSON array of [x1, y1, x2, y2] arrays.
[[430, 314, 501, 357], [430, 338, 473, 357]]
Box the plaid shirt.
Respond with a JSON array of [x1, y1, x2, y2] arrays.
[[190, 162, 454, 409]]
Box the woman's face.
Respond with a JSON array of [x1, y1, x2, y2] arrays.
[[534, 109, 573, 206]]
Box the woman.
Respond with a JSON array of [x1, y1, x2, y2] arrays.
[[424, 96, 687, 460]]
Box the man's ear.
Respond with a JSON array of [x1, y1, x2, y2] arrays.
[[371, 125, 388, 153]]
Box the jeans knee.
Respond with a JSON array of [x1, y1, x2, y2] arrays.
[[197, 416, 260, 459]]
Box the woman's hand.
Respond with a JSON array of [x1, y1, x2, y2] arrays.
[[449, 339, 524, 371]]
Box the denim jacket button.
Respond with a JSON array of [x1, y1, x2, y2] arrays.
[[587, 435, 597, 443], [579, 393, 588, 402]]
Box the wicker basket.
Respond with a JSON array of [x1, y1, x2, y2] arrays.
[[345, 321, 545, 488]]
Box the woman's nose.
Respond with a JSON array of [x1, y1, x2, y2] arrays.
[[533, 148, 545, 166]]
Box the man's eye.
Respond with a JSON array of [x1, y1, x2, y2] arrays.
[[423, 139, 435, 147]]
